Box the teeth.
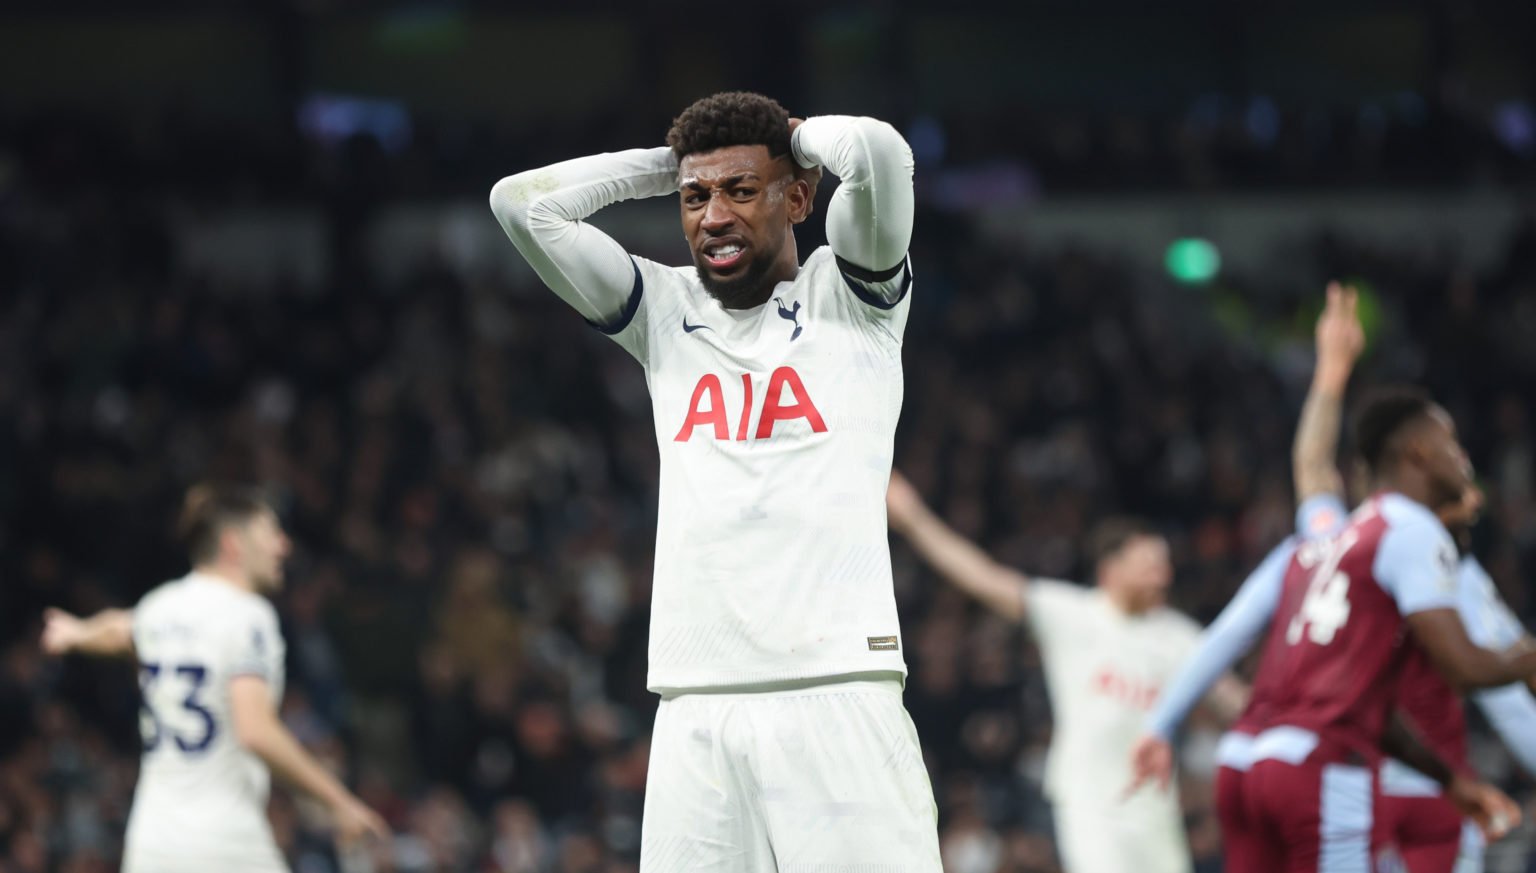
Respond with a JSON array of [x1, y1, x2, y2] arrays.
[[711, 244, 743, 258]]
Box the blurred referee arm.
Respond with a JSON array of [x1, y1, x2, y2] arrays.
[[885, 471, 1029, 622], [229, 675, 390, 846], [40, 607, 134, 658], [790, 115, 915, 293], [489, 147, 679, 328]]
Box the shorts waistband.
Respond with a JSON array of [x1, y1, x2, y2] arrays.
[[658, 671, 904, 700]]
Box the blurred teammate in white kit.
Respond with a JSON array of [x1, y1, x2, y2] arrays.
[[885, 477, 1247, 873], [490, 92, 940, 871], [41, 484, 386, 873]]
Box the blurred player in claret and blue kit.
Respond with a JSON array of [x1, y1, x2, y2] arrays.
[[491, 91, 941, 871], [1131, 288, 1536, 873]]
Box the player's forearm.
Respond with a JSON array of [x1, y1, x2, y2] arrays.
[[1441, 642, 1536, 690], [70, 609, 136, 658], [791, 116, 914, 274], [1291, 369, 1348, 502], [489, 147, 678, 324], [239, 714, 355, 810], [1382, 712, 1458, 786], [894, 506, 1025, 621], [1206, 675, 1251, 723], [492, 147, 678, 228]]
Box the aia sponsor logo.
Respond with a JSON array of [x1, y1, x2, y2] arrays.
[[674, 366, 827, 442], [1092, 666, 1160, 710]]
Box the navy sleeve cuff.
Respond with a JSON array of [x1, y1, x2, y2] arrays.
[[837, 255, 912, 311], [586, 259, 645, 335]]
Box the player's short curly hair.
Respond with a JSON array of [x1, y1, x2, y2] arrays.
[[1352, 386, 1435, 473], [666, 91, 791, 160]]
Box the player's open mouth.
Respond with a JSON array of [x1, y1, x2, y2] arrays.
[[702, 240, 747, 271]]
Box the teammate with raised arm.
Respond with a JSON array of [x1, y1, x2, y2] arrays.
[[1130, 286, 1536, 872], [885, 476, 1245, 873], [490, 92, 939, 871], [41, 485, 387, 873]]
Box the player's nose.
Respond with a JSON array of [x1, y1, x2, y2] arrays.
[[700, 194, 735, 230]]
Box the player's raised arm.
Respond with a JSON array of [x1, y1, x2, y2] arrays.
[[489, 147, 680, 327], [1292, 283, 1364, 507], [886, 471, 1028, 622], [229, 675, 388, 845], [40, 607, 135, 658], [790, 115, 915, 291]]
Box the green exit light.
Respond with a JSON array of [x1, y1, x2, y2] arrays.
[[1165, 238, 1221, 284]]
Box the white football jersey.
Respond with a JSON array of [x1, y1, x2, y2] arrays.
[[124, 573, 287, 872], [608, 245, 911, 692], [1026, 581, 1201, 819]]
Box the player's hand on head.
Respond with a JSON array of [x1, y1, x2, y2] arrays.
[[332, 795, 390, 846], [786, 118, 822, 208], [40, 608, 84, 656], [1448, 776, 1521, 841], [1124, 734, 1174, 798], [1315, 281, 1365, 367]]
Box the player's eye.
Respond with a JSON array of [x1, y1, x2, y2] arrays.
[[732, 188, 757, 199], [684, 192, 706, 207]]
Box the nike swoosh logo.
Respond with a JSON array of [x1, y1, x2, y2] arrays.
[[683, 318, 711, 334]]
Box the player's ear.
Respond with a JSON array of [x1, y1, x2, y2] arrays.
[[788, 165, 819, 225]]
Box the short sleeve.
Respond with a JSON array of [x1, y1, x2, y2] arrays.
[[838, 254, 913, 313], [1372, 513, 1459, 616], [592, 257, 653, 365], [225, 605, 280, 681], [1296, 493, 1348, 539], [1026, 579, 1088, 649]]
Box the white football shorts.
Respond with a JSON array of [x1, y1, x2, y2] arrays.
[[640, 673, 941, 873]]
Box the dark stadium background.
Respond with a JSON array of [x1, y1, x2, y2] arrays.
[[4, 2, 1536, 871]]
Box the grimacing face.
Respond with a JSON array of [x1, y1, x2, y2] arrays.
[[1104, 534, 1174, 611], [678, 144, 811, 308], [235, 509, 292, 593]]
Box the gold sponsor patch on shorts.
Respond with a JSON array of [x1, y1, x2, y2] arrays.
[[867, 635, 899, 651]]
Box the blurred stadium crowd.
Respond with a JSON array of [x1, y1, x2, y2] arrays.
[[5, 122, 1536, 873]]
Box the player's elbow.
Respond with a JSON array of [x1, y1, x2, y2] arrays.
[[490, 174, 568, 250], [489, 176, 528, 223], [851, 118, 914, 181]]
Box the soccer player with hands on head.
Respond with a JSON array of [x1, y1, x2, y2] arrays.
[[492, 92, 940, 871]]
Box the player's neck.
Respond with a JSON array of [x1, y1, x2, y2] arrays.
[[722, 241, 802, 310], [1100, 584, 1146, 616], [194, 562, 257, 594], [1371, 472, 1432, 509]]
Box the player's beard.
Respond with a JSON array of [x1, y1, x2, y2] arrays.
[[695, 245, 778, 309], [251, 564, 284, 594]]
